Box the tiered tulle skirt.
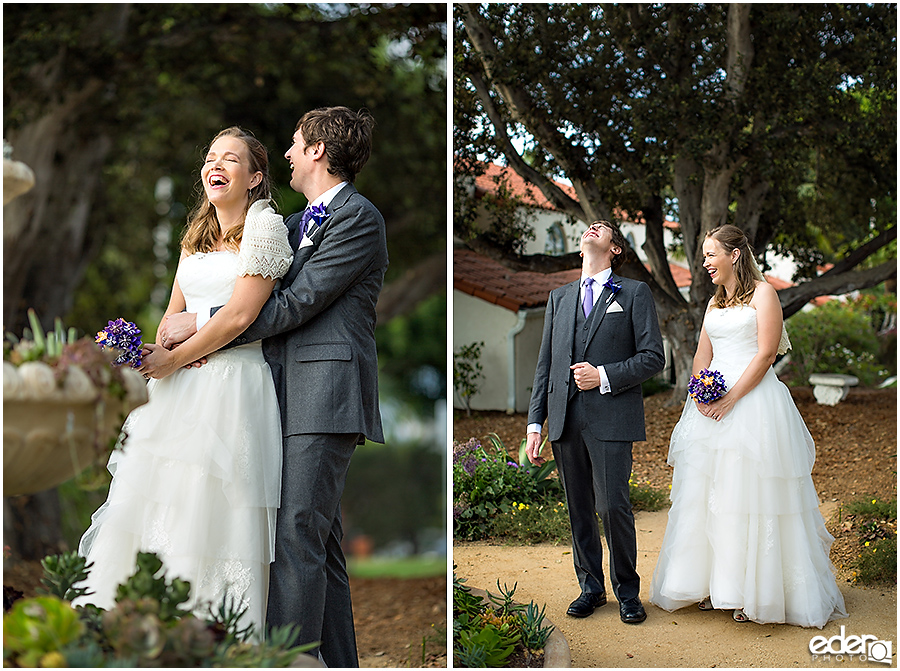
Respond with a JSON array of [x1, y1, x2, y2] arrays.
[[649, 369, 847, 628], [76, 344, 282, 633]]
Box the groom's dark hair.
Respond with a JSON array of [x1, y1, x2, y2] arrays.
[[297, 107, 375, 183]]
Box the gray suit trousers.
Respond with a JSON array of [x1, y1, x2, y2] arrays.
[[552, 392, 640, 602], [266, 432, 360, 667]]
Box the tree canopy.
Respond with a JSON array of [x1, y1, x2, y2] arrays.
[[455, 3, 896, 396], [4, 3, 446, 338]]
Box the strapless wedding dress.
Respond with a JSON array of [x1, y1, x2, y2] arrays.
[[76, 251, 283, 634], [649, 306, 847, 628]]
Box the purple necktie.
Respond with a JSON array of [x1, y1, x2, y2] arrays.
[[582, 277, 594, 318], [298, 208, 314, 241]]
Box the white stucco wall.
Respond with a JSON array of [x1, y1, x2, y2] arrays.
[[453, 290, 548, 414], [453, 290, 517, 413]]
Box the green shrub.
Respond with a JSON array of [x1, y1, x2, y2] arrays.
[[842, 497, 897, 586], [783, 295, 895, 386], [487, 500, 571, 544], [855, 536, 896, 584], [628, 476, 669, 513], [453, 436, 562, 541]]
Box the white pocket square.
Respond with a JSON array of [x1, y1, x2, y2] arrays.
[[606, 300, 624, 313], [298, 235, 314, 249]]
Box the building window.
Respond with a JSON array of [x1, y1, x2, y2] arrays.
[[545, 223, 566, 256]]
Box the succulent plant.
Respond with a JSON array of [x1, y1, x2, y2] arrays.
[[38, 551, 94, 602]]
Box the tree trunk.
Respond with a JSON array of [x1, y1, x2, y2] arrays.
[[3, 492, 65, 561], [4, 107, 112, 334], [654, 299, 704, 405]]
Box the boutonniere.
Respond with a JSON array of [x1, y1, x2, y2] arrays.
[[308, 203, 328, 225], [306, 203, 328, 235], [299, 203, 329, 248], [603, 278, 622, 299]]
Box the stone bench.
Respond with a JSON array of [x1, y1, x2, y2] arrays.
[[809, 374, 859, 406]]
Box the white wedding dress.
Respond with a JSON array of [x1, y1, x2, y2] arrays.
[[649, 306, 847, 628], [76, 210, 291, 635]]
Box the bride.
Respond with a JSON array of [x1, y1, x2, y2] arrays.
[[75, 127, 292, 635], [649, 225, 847, 628]]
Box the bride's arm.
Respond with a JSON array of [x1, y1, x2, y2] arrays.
[[141, 201, 291, 378], [707, 282, 781, 418], [692, 324, 713, 376], [140, 273, 275, 378]]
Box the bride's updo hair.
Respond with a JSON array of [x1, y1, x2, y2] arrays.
[[182, 127, 272, 255], [706, 224, 766, 309]]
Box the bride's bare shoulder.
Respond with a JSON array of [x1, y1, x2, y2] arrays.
[[750, 281, 778, 305]]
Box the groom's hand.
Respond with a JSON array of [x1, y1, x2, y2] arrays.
[[570, 362, 600, 390], [525, 432, 546, 466], [159, 312, 198, 349]]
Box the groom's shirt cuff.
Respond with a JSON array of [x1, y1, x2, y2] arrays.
[[526, 423, 542, 435], [598, 365, 611, 394], [196, 309, 211, 331]]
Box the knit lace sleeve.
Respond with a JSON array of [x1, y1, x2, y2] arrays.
[[238, 200, 293, 280]]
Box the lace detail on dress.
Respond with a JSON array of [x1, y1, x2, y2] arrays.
[[147, 517, 174, 556], [199, 559, 253, 614], [237, 200, 293, 280]]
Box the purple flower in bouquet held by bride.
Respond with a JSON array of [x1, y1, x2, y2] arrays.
[[96, 318, 143, 368], [688, 368, 728, 405]]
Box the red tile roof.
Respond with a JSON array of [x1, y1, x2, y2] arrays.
[[454, 248, 801, 313], [474, 163, 679, 229], [454, 248, 581, 311]]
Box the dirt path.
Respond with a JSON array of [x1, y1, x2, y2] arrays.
[[455, 505, 897, 668]]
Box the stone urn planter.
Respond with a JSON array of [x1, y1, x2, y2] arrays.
[[3, 358, 148, 496]]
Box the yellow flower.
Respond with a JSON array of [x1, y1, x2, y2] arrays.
[[865, 541, 870, 546], [872, 499, 877, 504]]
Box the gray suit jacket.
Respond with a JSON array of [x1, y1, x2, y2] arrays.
[[527, 273, 665, 443], [232, 184, 388, 443]]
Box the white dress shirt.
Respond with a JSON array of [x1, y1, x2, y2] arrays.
[[527, 267, 613, 436]]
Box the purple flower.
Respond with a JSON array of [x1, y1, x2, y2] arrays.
[[688, 368, 728, 404], [307, 203, 328, 230], [96, 318, 143, 368], [603, 278, 622, 295], [452, 438, 481, 476], [507, 461, 519, 468]]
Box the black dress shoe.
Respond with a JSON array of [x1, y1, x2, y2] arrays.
[[566, 591, 607, 618], [619, 597, 647, 624]]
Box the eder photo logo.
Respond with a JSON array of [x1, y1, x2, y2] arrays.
[[810, 626, 893, 664]]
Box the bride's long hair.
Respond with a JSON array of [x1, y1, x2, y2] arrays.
[[706, 225, 765, 309], [181, 127, 272, 255], [706, 224, 792, 354]]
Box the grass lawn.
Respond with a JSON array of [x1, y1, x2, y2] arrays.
[[348, 555, 446, 579]]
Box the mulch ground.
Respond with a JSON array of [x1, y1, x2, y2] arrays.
[[454, 386, 897, 583]]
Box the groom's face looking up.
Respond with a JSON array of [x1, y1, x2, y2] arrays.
[[580, 222, 620, 257]]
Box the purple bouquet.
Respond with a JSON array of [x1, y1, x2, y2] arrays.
[[688, 368, 727, 404], [96, 318, 144, 368]]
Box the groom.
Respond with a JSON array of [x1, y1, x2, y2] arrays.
[[525, 220, 664, 625], [162, 107, 387, 666]]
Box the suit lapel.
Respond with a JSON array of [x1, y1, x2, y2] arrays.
[[558, 281, 579, 363]]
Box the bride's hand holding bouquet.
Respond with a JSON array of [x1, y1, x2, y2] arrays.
[[689, 368, 732, 422]]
